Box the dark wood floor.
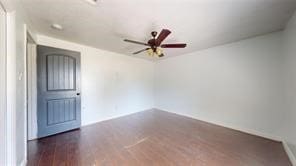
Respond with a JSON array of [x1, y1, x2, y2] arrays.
[[27, 109, 291, 166]]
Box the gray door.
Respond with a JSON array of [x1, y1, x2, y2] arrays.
[[37, 45, 81, 138]]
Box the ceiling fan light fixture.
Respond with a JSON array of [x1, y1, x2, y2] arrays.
[[156, 48, 162, 56], [147, 48, 154, 56], [83, 0, 98, 5]]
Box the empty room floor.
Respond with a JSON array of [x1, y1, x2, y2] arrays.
[[27, 110, 291, 166]]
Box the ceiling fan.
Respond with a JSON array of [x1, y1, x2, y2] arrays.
[[123, 29, 187, 58]]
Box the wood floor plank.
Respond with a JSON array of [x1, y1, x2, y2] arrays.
[[27, 109, 292, 166]]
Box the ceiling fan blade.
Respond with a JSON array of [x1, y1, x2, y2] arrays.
[[133, 48, 149, 54], [155, 29, 171, 46], [161, 43, 187, 48], [124, 39, 149, 46]]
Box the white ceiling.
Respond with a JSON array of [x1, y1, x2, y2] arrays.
[[21, 0, 296, 60]]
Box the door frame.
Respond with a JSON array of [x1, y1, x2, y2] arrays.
[[0, 2, 7, 165], [25, 30, 37, 166], [26, 31, 37, 141]]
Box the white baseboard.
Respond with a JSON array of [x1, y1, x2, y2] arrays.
[[82, 108, 153, 127], [155, 108, 282, 142], [283, 142, 296, 166], [20, 159, 27, 166]]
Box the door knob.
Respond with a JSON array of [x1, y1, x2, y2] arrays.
[[77, 93, 80, 96]]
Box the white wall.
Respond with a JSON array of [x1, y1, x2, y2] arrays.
[[281, 12, 296, 157], [155, 32, 284, 140], [36, 35, 155, 127]]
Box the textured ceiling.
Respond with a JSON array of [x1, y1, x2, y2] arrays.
[[21, 0, 296, 60]]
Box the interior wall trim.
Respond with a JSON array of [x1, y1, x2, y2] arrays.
[[154, 108, 282, 141], [20, 159, 27, 166], [82, 108, 154, 127], [6, 11, 16, 166], [0, 2, 7, 165], [283, 141, 296, 166]]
